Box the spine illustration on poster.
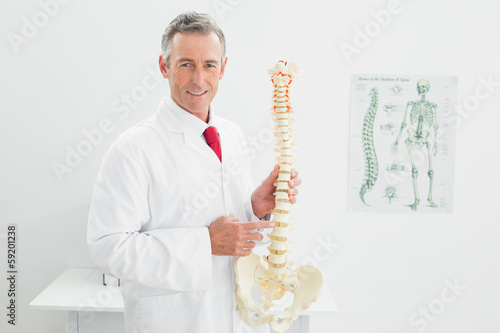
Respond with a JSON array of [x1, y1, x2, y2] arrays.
[[359, 87, 379, 205]]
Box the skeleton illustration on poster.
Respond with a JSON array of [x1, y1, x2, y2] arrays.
[[348, 74, 457, 213]]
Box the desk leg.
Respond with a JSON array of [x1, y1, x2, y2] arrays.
[[299, 315, 310, 333], [68, 311, 78, 333], [76, 311, 125, 333]]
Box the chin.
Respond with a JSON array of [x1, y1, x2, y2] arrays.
[[187, 104, 210, 115]]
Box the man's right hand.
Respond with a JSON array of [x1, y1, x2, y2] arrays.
[[208, 216, 274, 257]]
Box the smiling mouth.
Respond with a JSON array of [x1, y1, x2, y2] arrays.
[[187, 90, 207, 96]]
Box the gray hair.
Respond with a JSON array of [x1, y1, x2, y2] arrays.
[[161, 12, 226, 68]]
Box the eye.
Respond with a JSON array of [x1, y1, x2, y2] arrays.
[[181, 63, 191, 67]]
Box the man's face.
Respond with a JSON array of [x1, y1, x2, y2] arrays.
[[160, 32, 227, 122]]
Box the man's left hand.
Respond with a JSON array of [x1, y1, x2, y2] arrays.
[[251, 164, 301, 219]]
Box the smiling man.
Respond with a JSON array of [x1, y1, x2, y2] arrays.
[[160, 30, 227, 122], [87, 12, 300, 333]]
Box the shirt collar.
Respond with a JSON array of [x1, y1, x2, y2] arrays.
[[166, 97, 216, 138]]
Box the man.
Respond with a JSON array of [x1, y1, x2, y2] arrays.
[[87, 12, 300, 333]]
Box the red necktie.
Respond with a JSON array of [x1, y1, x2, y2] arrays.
[[203, 126, 222, 162]]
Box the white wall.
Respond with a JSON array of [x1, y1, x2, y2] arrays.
[[1, 0, 499, 332]]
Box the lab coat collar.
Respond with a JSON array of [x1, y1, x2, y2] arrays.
[[166, 97, 216, 138], [158, 97, 221, 164]]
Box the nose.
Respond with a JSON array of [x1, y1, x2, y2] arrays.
[[192, 67, 204, 87]]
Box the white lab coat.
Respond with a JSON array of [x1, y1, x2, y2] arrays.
[[87, 98, 269, 333]]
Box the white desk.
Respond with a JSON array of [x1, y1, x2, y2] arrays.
[[30, 268, 337, 333]]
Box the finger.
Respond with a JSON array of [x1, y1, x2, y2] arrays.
[[244, 232, 264, 242], [288, 188, 298, 196], [266, 164, 279, 181], [246, 221, 275, 231], [265, 164, 278, 186], [273, 163, 279, 174], [240, 240, 257, 249], [291, 169, 299, 178], [289, 177, 302, 187], [242, 221, 274, 231], [236, 248, 253, 257]]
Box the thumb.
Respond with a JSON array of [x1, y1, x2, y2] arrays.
[[264, 164, 279, 186]]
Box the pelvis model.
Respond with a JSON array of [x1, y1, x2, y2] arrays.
[[234, 61, 324, 333]]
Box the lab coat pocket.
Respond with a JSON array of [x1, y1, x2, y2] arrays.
[[139, 291, 206, 333]]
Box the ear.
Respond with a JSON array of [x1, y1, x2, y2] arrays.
[[219, 57, 228, 80], [159, 55, 169, 79]]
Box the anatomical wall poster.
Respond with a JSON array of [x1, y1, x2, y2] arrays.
[[348, 74, 457, 213]]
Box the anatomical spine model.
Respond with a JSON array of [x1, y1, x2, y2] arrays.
[[234, 61, 324, 333]]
